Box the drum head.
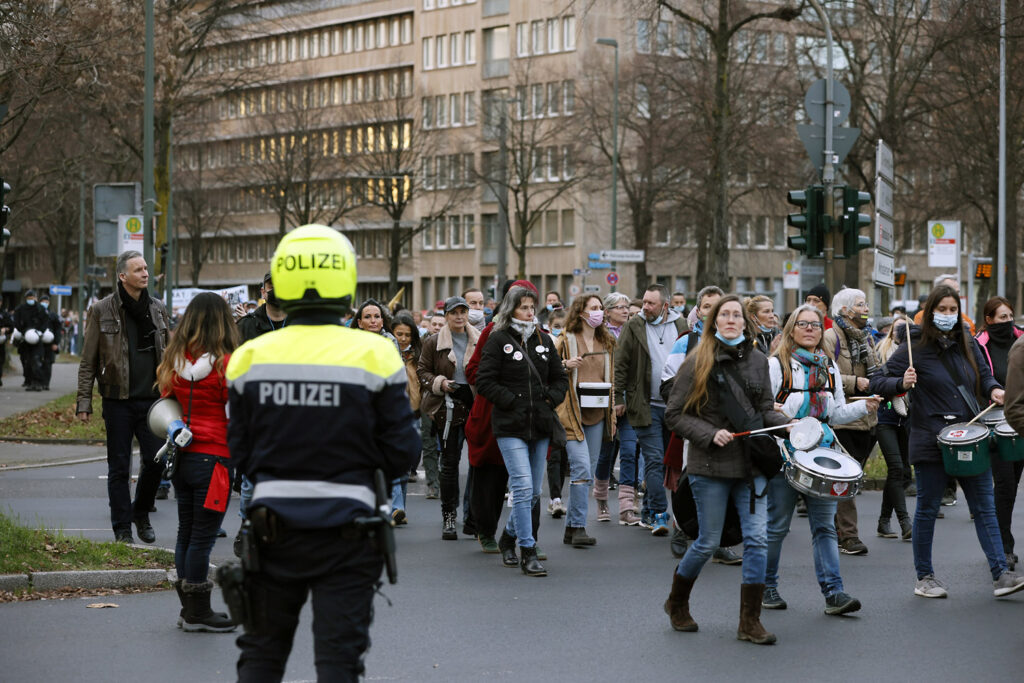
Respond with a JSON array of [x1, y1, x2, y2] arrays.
[[791, 448, 862, 480], [789, 417, 823, 451], [937, 422, 990, 445], [995, 421, 1018, 438], [982, 407, 1005, 426]]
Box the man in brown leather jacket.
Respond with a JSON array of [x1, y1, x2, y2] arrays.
[[76, 251, 171, 544]]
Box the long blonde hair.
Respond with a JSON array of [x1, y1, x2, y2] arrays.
[[156, 293, 238, 394], [771, 304, 825, 388], [682, 294, 755, 415], [876, 317, 907, 363]]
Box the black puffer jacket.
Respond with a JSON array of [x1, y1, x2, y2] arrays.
[[476, 326, 568, 442]]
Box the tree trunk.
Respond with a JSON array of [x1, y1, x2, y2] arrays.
[[700, 13, 732, 290], [1006, 170, 1020, 312], [633, 201, 653, 295], [389, 217, 402, 293]]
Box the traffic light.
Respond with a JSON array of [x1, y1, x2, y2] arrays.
[[836, 186, 871, 258], [0, 179, 10, 247], [974, 259, 993, 280], [787, 185, 825, 259]]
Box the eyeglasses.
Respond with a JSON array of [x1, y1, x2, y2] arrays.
[[794, 321, 823, 330]]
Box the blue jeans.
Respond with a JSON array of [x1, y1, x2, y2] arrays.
[[634, 405, 668, 515], [676, 474, 768, 585], [914, 461, 1007, 580], [765, 476, 842, 596], [238, 475, 253, 520], [597, 415, 637, 485], [566, 421, 604, 527], [173, 452, 232, 583], [498, 436, 549, 548], [391, 476, 408, 512], [101, 398, 165, 532]]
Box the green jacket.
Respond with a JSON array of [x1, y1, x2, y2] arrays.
[[613, 314, 688, 427]]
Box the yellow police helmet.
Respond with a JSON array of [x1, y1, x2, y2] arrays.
[[271, 224, 357, 314]]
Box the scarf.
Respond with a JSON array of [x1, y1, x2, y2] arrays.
[[834, 315, 877, 374], [510, 318, 536, 341], [792, 348, 832, 419], [118, 280, 156, 350]]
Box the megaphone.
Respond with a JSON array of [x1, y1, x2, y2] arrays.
[[24, 329, 40, 345], [147, 397, 193, 450], [41, 329, 54, 344]]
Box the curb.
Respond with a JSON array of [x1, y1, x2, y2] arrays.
[[0, 456, 107, 472], [0, 569, 171, 593], [0, 574, 30, 591], [0, 438, 105, 446]]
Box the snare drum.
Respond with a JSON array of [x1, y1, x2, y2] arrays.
[[784, 447, 864, 500], [994, 421, 1024, 462], [937, 422, 991, 477], [787, 417, 836, 451], [577, 382, 611, 409], [981, 407, 1005, 427]]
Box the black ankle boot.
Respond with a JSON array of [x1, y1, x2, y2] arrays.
[[441, 511, 457, 540], [498, 531, 518, 567], [520, 546, 547, 576], [181, 581, 236, 633]]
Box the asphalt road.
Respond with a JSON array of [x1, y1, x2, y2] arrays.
[[1, 456, 1023, 682]]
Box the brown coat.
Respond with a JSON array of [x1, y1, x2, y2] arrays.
[[823, 325, 878, 431], [1004, 335, 1024, 434], [665, 341, 787, 479], [76, 288, 171, 414], [417, 323, 480, 422], [553, 332, 616, 442]]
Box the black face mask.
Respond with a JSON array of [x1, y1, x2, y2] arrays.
[[265, 289, 279, 307], [988, 320, 1016, 342]]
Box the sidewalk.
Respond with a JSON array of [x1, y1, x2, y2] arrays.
[[0, 357, 105, 468]]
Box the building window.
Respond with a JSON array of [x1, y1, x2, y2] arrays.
[[401, 16, 412, 44], [531, 83, 544, 118], [516, 23, 528, 57], [423, 37, 434, 69], [451, 32, 461, 65], [464, 91, 476, 124], [734, 215, 750, 247], [562, 209, 575, 244], [547, 18, 560, 52], [465, 31, 476, 63], [435, 94, 447, 127], [450, 93, 462, 125], [450, 216, 462, 247], [437, 34, 447, 67], [563, 16, 576, 50], [464, 215, 475, 247], [636, 19, 651, 53], [531, 20, 544, 55], [482, 26, 508, 78], [547, 82, 560, 116], [563, 80, 575, 114]]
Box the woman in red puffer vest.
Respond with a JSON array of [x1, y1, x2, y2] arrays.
[[156, 292, 238, 633]]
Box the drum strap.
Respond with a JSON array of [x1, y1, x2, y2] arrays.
[[937, 350, 981, 416], [775, 359, 836, 403]]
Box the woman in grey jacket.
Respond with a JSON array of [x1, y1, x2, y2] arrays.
[[663, 295, 790, 645]]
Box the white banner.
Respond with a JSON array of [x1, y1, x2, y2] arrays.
[[172, 285, 250, 317]]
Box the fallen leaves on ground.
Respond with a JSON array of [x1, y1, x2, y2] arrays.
[[0, 583, 171, 603]]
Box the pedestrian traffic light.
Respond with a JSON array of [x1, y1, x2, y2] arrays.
[[837, 186, 871, 259], [787, 185, 825, 259]]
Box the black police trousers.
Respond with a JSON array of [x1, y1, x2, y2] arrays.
[[236, 526, 383, 683]]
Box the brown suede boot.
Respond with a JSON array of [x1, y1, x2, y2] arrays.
[[594, 479, 611, 522], [737, 583, 776, 645], [664, 572, 698, 632]]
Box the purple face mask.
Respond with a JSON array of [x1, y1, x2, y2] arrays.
[[585, 310, 604, 328]]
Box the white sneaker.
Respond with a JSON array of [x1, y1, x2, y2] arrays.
[[914, 575, 948, 599], [993, 570, 1024, 597]]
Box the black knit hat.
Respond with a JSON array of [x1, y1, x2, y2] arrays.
[[806, 284, 831, 308]]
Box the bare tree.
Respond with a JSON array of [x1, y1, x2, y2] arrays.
[[646, 0, 804, 288], [174, 146, 233, 286], [347, 94, 474, 292], [473, 64, 589, 280]]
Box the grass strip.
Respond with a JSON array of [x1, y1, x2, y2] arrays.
[[0, 390, 106, 441], [0, 510, 173, 574]]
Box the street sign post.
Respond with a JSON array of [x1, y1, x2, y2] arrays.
[[927, 220, 960, 269], [875, 213, 894, 253], [599, 249, 644, 263], [873, 140, 896, 292], [797, 124, 860, 174], [49, 285, 72, 296], [783, 260, 800, 290], [583, 284, 601, 293], [872, 250, 895, 288], [93, 183, 141, 257]]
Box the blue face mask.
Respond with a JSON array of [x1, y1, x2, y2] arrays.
[[933, 312, 958, 332], [671, 305, 686, 314], [758, 323, 771, 333], [550, 328, 562, 337], [26, 299, 36, 306], [41, 301, 49, 309], [715, 332, 746, 347]]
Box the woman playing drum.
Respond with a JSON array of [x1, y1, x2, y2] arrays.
[[870, 284, 1024, 598], [764, 304, 880, 615], [664, 295, 790, 644]]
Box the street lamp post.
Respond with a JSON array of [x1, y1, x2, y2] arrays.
[[597, 38, 619, 290]]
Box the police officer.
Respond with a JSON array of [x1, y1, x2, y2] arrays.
[[38, 293, 62, 391], [227, 225, 420, 682], [13, 289, 49, 391]]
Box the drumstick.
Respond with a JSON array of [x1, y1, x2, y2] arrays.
[[731, 423, 792, 438], [965, 403, 997, 427], [848, 396, 880, 400], [906, 330, 914, 369]]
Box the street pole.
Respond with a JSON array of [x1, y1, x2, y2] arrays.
[[78, 168, 85, 355], [143, 0, 155, 270], [496, 99, 509, 284], [166, 117, 174, 313], [807, 0, 837, 295], [998, 0, 1007, 298], [597, 38, 619, 290]]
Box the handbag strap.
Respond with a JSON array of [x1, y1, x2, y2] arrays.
[[936, 346, 981, 415], [715, 362, 763, 432], [508, 334, 551, 404]]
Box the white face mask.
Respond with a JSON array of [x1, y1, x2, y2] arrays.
[[467, 309, 485, 326]]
